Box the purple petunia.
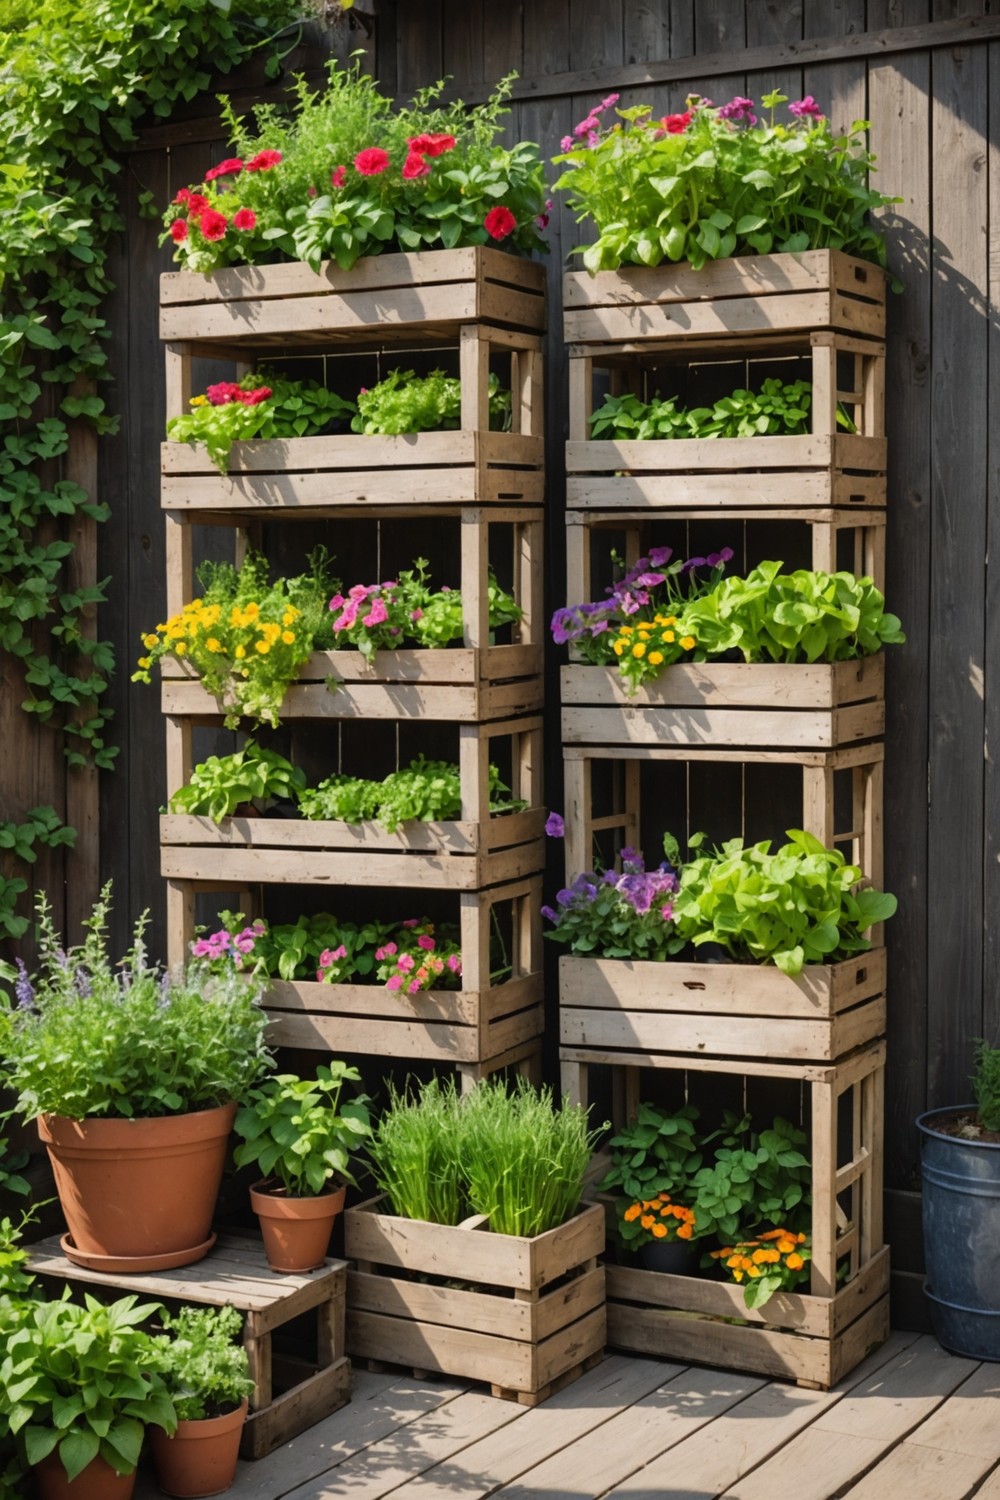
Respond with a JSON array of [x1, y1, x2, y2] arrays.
[[545, 811, 565, 838], [718, 96, 757, 126], [789, 96, 823, 119]]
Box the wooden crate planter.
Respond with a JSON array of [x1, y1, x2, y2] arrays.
[[560, 657, 884, 751], [563, 250, 885, 347], [344, 1197, 606, 1405], [559, 949, 887, 1063], [25, 1234, 350, 1460], [161, 247, 546, 345], [561, 1041, 888, 1388]]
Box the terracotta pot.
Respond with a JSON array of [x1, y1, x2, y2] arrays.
[[250, 1180, 346, 1272], [34, 1449, 136, 1500], [149, 1399, 248, 1498], [38, 1102, 236, 1271]]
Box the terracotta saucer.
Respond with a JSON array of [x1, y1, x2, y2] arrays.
[[60, 1231, 217, 1273]]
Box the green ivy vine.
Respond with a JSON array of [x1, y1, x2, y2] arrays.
[[0, 0, 309, 938]]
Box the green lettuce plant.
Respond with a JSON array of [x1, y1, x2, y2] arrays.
[[166, 371, 355, 472], [298, 757, 526, 832], [589, 377, 812, 441], [351, 368, 510, 435], [168, 744, 306, 824]]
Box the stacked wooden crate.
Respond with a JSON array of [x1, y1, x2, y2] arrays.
[[558, 250, 890, 1388], [157, 248, 547, 1087]]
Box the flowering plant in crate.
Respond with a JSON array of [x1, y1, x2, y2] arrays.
[[351, 368, 511, 435], [134, 548, 337, 729], [542, 832, 685, 962], [375, 920, 463, 995], [165, 370, 355, 472], [163, 60, 549, 273], [328, 557, 521, 660], [553, 89, 897, 272], [597, 1102, 704, 1252], [709, 1229, 812, 1309]]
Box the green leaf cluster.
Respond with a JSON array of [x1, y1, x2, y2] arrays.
[[234, 1062, 371, 1195], [0, 805, 75, 939], [597, 1101, 702, 1204], [244, 911, 394, 983], [297, 756, 525, 833], [973, 1041, 1000, 1133], [351, 369, 510, 436], [166, 371, 356, 473], [589, 377, 811, 441], [168, 743, 307, 824], [149, 1305, 254, 1423], [690, 1113, 810, 1240]]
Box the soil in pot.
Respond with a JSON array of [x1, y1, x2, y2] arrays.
[[150, 1399, 248, 1498], [38, 1101, 236, 1272], [250, 1180, 346, 1272], [34, 1450, 136, 1500]]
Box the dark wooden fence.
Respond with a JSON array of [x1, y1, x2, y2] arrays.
[[88, 0, 1000, 1324]]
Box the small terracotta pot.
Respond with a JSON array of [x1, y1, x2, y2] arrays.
[[149, 1398, 248, 1498], [38, 1101, 236, 1271], [250, 1180, 346, 1272], [34, 1449, 136, 1500]]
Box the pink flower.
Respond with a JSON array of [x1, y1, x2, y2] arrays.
[[410, 608, 423, 621], [362, 597, 389, 627], [417, 934, 435, 951], [375, 943, 397, 961], [235, 386, 272, 406], [407, 133, 456, 156], [354, 147, 390, 176], [447, 954, 462, 974], [661, 111, 693, 134], [789, 95, 824, 119], [307, 185, 317, 197], [233, 208, 257, 231], [398, 953, 415, 972], [185, 193, 209, 217], [402, 152, 430, 180], [402, 918, 420, 928], [484, 205, 516, 240], [329, 594, 344, 612], [386, 974, 404, 991], [409, 978, 422, 994], [331, 165, 347, 189], [560, 135, 573, 151], [660, 903, 674, 922], [245, 149, 282, 172], [169, 219, 189, 243], [173, 188, 192, 206], [205, 158, 244, 182], [206, 381, 241, 406], [199, 209, 228, 242]]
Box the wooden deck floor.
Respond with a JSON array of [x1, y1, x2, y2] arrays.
[[133, 1332, 1000, 1499]]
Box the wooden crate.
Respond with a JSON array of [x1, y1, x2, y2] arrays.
[[25, 1234, 350, 1460], [344, 1197, 606, 1405], [559, 949, 887, 1063], [560, 657, 884, 751], [161, 247, 547, 345], [562, 739, 885, 897], [561, 1040, 888, 1387], [563, 250, 886, 346]]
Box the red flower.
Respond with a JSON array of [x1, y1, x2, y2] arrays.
[[245, 149, 282, 172], [173, 187, 192, 206], [402, 152, 429, 180], [235, 386, 272, 406], [330, 165, 347, 189], [185, 193, 209, 217], [205, 157, 244, 182], [661, 111, 693, 134], [169, 219, 189, 243], [199, 210, 228, 242], [308, 185, 318, 197], [232, 208, 257, 231], [408, 133, 456, 157], [484, 205, 517, 240], [354, 146, 390, 176], [206, 382, 242, 406]]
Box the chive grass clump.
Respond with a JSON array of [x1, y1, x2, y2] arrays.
[[367, 1078, 466, 1226]]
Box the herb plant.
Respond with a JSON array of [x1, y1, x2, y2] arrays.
[[150, 1306, 254, 1423], [351, 369, 511, 435], [588, 378, 812, 442], [165, 371, 355, 472], [298, 757, 525, 832], [164, 61, 549, 273], [367, 1078, 467, 1226], [690, 1113, 811, 1240], [234, 1063, 372, 1196], [135, 548, 338, 729], [554, 90, 897, 272], [0, 884, 271, 1121], [168, 744, 306, 824], [972, 1041, 1000, 1132]]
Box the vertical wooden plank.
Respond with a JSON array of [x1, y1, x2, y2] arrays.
[[394, 1, 443, 95], [442, 0, 484, 86], [984, 38, 1000, 1049], [810, 1075, 839, 1297], [802, 1, 867, 136], [745, 0, 804, 101], [568, 0, 623, 73], [622, 0, 670, 65], [925, 29, 988, 1107], [483, 0, 523, 123], [460, 508, 490, 648]]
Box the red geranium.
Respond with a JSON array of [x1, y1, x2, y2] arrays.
[[185, 193, 209, 218], [331, 165, 347, 189], [173, 187, 192, 206], [199, 210, 228, 242], [660, 111, 693, 134], [354, 147, 390, 176], [408, 133, 456, 157], [245, 149, 282, 172], [205, 158, 244, 182], [235, 386, 272, 406], [169, 219, 189, 243], [206, 382, 242, 406], [402, 152, 429, 180], [483, 205, 516, 240], [232, 208, 257, 231]]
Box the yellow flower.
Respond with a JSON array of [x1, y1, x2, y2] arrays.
[[680, 636, 696, 650], [174, 642, 187, 656], [142, 633, 158, 649], [281, 631, 295, 645], [255, 640, 271, 654], [282, 609, 299, 626], [230, 606, 243, 627], [189, 394, 208, 407], [786, 1252, 804, 1270], [205, 637, 222, 654], [235, 645, 246, 660], [661, 631, 675, 643], [632, 642, 646, 658], [648, 651, 663, 666], [613, 641, 625, 657], [244, 602, 260, 620], [651, 1222, 667, 1239], [137, 656, 151, 669]]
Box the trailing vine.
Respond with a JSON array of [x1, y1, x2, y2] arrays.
[[0, 0, 309, 935]]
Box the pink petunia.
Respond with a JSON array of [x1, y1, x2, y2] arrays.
[[169, 219, 188, 243], [417, 934, 436, 951], [354, 147, 390, 176], [331, 165, 347, 189], [386, 974, 404, 991], [233, 208, 257, 231], [398, 953, 415, 972], [402, 152, 430, 180]]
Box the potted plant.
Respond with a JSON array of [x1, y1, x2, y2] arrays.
[[917, 1039, 1000, 1359], [148, 1305, 254, 1498], [0, 885, 271, 1271], [234, 1062, 371, 1272], [0, 1289, 176, 1500], [595, 1101, 704, 1273], [346, 1078, 607, 1402]]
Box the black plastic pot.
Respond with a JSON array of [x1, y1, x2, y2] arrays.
[[917, 1104, 1000, 1361]]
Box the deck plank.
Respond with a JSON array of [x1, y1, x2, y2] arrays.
[[380, 1354, 685, 1498]]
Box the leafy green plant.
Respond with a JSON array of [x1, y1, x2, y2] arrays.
[[708, 1228, 812, 1309], [0, 883, 271, 1121], [166, 370, 356, 473], [367, 1078, 467, 1225], [164, 61, 548, 273], [134, 548, 338, 729], [328, 558, 521, 659], [597, 1101, 702, 1205], [671, 828, 897, 975], [543, 838, 685, 962], [589, 378, 812, 442], [0, 1291, 176, 1482], [234, 1062, 372, 1196], [297, 772, 381, 823], [168, 744, 306, 824], [554, 89, 897, 272], [150, 1306, 254, 1423], [0, 1118, 29, 1201], [690, 1113, 811, 1240], [0, 805, 76, 939], [972, 1041, 1000, 1133], [298, 757, 526, 832], [351, 369, 510, 435]]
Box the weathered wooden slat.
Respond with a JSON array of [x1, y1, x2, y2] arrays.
[[561, 701, 884, 750], [560, 658, 884, 710], [160, 430, 544, 474], [565, 433, 886, 474]]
